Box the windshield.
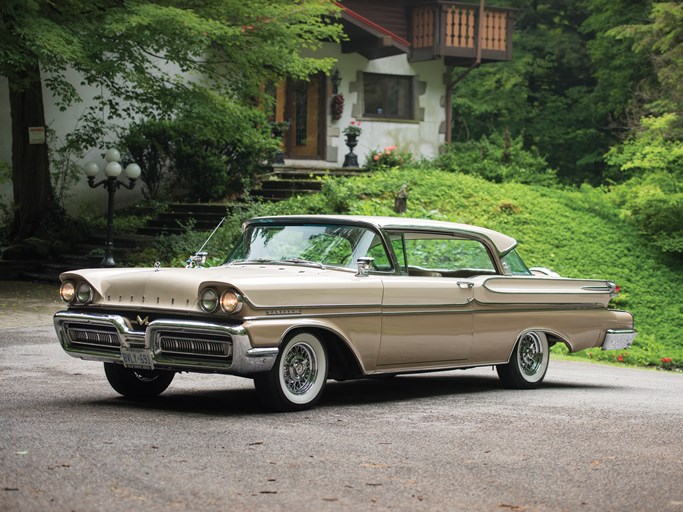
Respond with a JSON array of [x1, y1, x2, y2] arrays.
[[225, 223, 390, 270]]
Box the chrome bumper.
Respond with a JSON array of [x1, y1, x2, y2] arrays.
[[602, 329, 637, 351], [53, 311, 278, 375]]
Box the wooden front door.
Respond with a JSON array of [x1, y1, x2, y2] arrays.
[[284, 74, 325, 159]]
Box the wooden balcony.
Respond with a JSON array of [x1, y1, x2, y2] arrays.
[[409, 1, 514, 65]]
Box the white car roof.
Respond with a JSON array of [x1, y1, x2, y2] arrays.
[[245, 215, 518, 255]]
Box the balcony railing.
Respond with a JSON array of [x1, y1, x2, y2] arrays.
[[410, 2, 514, 64]]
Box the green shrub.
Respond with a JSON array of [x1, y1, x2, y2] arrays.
[[119, 90, 277, 203], [120, 120, 175, 200], [606, 114, 683, 254], [434, 133, 557, 187], [365, 145, 413, 171]]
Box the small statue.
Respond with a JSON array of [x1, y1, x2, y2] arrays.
[[394, 183, 408, 213]]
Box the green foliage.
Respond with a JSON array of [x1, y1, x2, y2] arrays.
[[77, 202, 162, 236], [120, 120, 175, 200], [0, 0, 342, 117], [607, 114, 683, 253], [434, 133, 557, 186], [171, 91, 275, 202], [365, 146, 413, 171], [610, 1, 683, 113], [452, 0, 653, 184], [120, 90, 279, 202]]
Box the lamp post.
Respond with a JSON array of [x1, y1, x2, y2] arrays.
[[84, 149, 141, 267]]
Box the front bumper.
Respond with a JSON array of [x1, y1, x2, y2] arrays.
[[53, 311, 278, 375], [602, 329, 638, 351]]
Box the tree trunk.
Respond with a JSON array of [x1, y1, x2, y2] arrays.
[[9, 61, 54, 241]]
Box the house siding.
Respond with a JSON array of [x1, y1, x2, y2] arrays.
[[341, 0, 409, 41]]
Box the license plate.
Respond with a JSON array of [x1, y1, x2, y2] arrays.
[[121, 347, 154, 370]]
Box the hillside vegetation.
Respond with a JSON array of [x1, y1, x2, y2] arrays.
[[213, 167, 681, 370]]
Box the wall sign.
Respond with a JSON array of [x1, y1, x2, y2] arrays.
[[28, 127, 46, 145]]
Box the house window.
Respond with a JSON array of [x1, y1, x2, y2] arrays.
[[363, 73, 414, 119]]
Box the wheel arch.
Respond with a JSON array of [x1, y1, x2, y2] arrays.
[[280, 324, 365, 381], [505, 327, 570, 362]]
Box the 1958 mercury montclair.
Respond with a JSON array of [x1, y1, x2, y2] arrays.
[[54, 215, 636, 411]]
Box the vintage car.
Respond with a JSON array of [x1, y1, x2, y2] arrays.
[[54, 215, 636, 411]]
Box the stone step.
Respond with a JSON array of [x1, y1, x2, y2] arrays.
[[250, 188, 317, 201], [259, 179, 322, 191]]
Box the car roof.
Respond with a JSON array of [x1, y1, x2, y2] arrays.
[[245, 215, 518, 255]]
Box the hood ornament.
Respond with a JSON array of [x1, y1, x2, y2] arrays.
[[154, 261, 161, 272]]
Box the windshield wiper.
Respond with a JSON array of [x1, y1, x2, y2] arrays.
[[229, 258, 279, 265], [281, 258, 325, 269], [229, 258, 325, 268]]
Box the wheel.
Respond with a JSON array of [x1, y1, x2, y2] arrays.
[[496, 331, 549, 389], [103, 362, 175, 400], [254, 332, 328, 412]]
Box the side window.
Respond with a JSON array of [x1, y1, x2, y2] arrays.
[[388, 233, 408, 273], [501, 250, 532, 276], [366, 235, 393, 271], [402, 234, 497, 277]]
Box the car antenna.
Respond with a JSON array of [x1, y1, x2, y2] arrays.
[[186, 217, 226, 268]]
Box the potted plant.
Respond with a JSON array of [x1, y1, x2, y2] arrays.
[[343, 121, 362, 141], [342, 121, 362, 168]]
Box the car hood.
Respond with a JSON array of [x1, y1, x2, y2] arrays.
[[61, 264, 383, 312]]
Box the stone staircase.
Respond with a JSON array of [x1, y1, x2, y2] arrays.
[[251, 166, 366, 201]]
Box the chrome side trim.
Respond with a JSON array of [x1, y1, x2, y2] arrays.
[[602, 329, 637, 351]]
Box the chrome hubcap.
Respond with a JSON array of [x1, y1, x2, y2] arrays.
[[282, 343, 318, 395], [518, 332, 544, 376]]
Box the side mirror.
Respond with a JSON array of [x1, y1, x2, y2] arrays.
[[356, 257, 375, 277]]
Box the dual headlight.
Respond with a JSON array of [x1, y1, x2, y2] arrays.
[[199, 288, 243, 314], [60, 280, 94, 305]]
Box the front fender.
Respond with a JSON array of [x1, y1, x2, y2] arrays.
[[242, 315, 381, 374]]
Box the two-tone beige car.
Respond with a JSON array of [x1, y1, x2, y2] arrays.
[[54, 215, 636, 411]]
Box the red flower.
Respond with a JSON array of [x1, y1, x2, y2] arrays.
[[617, 355, 624, 362]]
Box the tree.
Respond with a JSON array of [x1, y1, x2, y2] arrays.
[[451, 0, 652, 184], [0, 0, 342, 241], [606, 2, 683, 254]]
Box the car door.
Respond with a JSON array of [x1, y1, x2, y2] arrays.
[[375, 232, 497, 368]]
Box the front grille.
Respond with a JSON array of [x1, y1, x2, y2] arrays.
[[66, 323, 120, 350], [157, 331, 232, 359]]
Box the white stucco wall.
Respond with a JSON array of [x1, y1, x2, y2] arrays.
[[319, 43, 446, 167]]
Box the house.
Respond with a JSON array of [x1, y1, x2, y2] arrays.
[[0, 0, 514, 214], [276, 0, 515, 167]]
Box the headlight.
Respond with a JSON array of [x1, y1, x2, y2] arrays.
[[60, 281, 76, 302], [199, 288, 219, 312], [75, 282, 93, 304], [220, 290, 243, 314]]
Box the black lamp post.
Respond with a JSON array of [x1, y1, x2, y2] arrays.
[[84, 149, 140, 267]]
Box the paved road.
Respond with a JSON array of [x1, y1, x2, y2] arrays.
[[1, 283, 682, 511]]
